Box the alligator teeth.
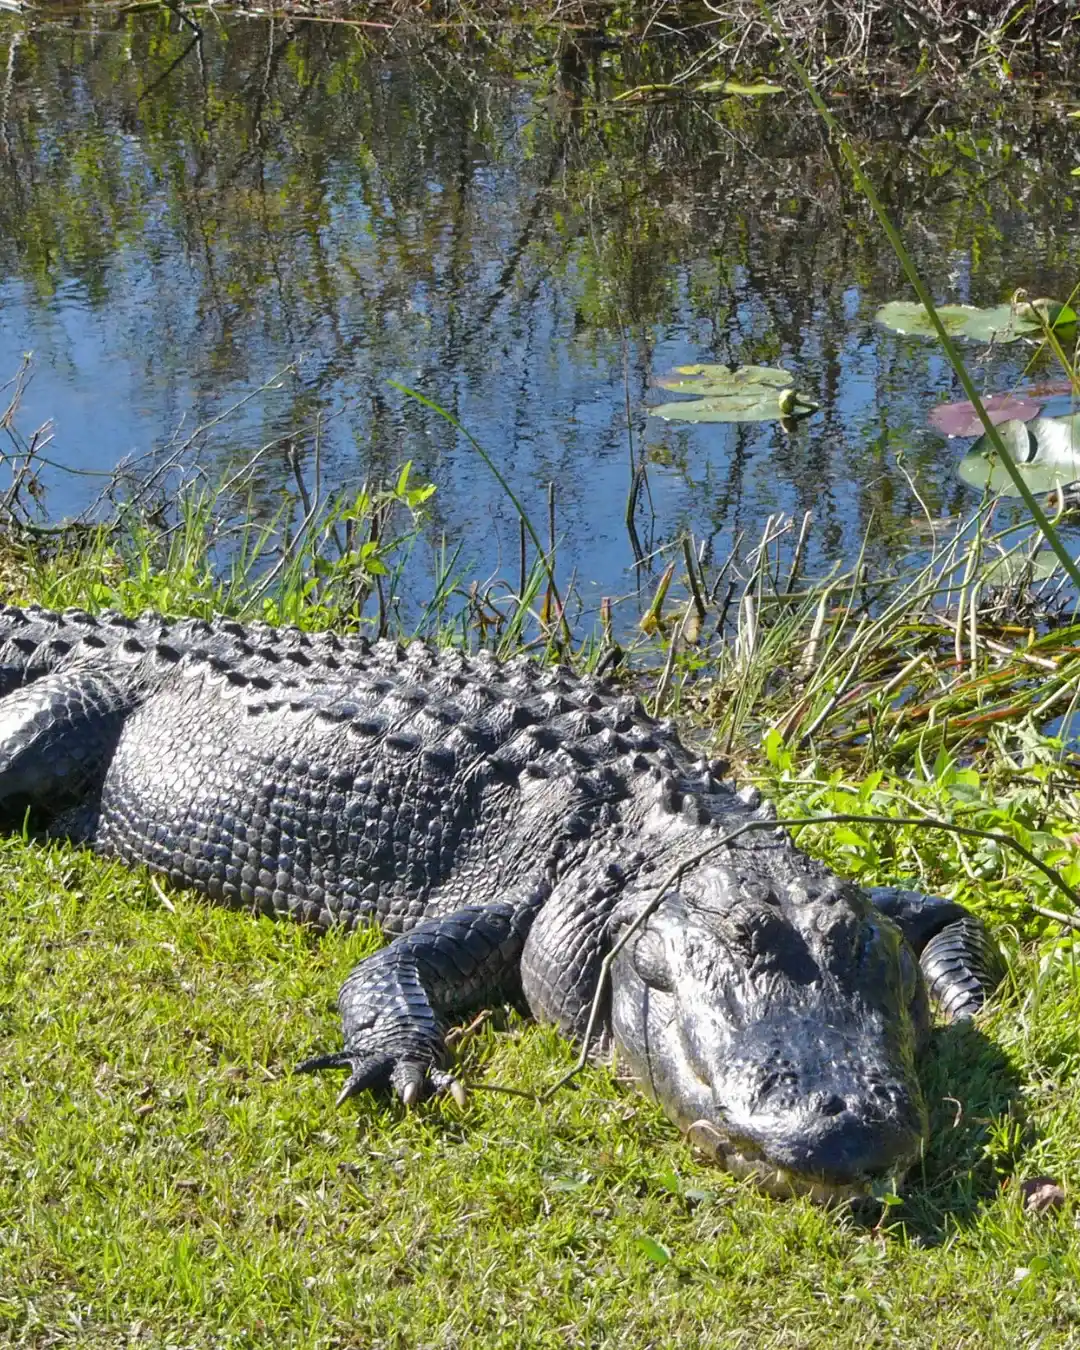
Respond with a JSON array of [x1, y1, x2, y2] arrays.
[[686, 1118, 728, 1160], [685, 1120, 868, 1203]]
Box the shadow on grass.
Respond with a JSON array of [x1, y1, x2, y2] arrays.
[[881, 1018, 1025, 1244]]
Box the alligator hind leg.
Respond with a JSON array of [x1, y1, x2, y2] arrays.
[[298, 884, 549, 1105], [0, 668, 137, 811], [867, 886, 1006, 1020]]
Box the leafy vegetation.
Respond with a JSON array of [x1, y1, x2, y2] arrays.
[[8, 461, 437, 634], [958, 414, 1080, 497], [649, 364, 819, 424], [876, 297, 1077, 345]]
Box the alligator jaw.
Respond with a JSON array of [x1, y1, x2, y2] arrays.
[[684, 1118, 897, 1204]]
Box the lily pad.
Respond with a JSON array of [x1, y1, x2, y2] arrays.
[[876, 298, 1077, 344], [957, 415, 1080, 495], [654, 364, 793, 394], [929, 393, 1045, 438], [929, 382, 1077, 436], [649, 364, 818, 424]]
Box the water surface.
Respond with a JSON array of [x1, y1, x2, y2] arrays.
[[0, 13, 1077, 618]]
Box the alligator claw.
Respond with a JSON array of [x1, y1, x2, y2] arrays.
[[296, 1050, 398, 1105], [335, 1061, 392, 1108], [391, 1058, 442, 1106], [424, 1068, 467, 1108], [297, 1049, 459, 1109], [336, 1074, 369, 1108], [392, 1064, 466, 1107]]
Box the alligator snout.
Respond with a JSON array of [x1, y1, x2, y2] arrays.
[[734, 1091, 925, 1190], [683, 1016, 928, 1194], [738, 1018, 927, 1179], [685, 1105, 924, 1201]]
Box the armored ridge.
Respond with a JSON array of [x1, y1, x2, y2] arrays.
[[0, 604, 379, 812], [0, 602, 375, 696], [0, 603, 1003, 1199]]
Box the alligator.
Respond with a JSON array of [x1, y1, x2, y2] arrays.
[[0, 603, 1003, 1200]]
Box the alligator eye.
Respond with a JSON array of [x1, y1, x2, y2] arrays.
[[632, 930, 674, 992]]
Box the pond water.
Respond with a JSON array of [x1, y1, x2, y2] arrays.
[[0, 11, 1077, 621]]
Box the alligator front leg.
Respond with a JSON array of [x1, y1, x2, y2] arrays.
[[298, 887, 548, 1105], [867, 886, 1006, 1020]]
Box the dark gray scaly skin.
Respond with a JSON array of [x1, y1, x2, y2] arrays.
[[0, 604, 375, 811], [0, 604, 1004, 1199]]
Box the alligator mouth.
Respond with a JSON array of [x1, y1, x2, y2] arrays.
[[684, 1118, 894, 1204]]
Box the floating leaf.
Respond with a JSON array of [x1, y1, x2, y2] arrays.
[[1025, 297, 1078, 327], [929, 383, 1077, 436], [876, 298, 1077, 344], [957, 415, 1080, 495], [649, 393, 818, 423], [654, 364, 793, 394], [649, 364, 818, 423], [929, 393, 1044, 437]]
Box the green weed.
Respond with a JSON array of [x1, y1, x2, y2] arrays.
[[2, 836, 1080, 1348]]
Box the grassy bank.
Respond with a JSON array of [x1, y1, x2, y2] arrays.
[[1, 473, 1080, 1346], [0, 838, 1077, 1349]]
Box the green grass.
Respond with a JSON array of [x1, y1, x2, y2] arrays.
[[1, 837, 1080, 1347]]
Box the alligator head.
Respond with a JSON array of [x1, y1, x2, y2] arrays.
[[608, 863, 930, 1201]]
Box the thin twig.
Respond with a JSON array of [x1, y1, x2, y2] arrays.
[[1030, 903, 1080, 934]]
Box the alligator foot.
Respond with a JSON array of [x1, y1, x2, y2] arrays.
[[298, 1048, 466, 1109], [298, 892, 546, 1107], [918, 915, 1007, 1021]]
